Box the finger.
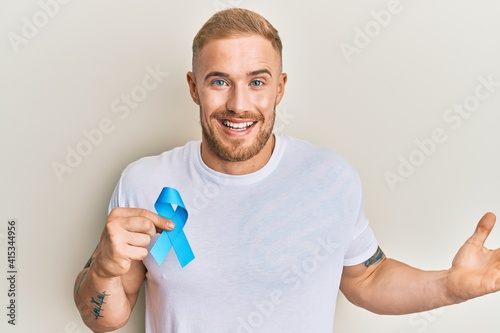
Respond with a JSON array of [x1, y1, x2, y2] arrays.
[[123, 245, 149, 261], [137, 209, 175, 232], [111, 208, 175, 232], [469, 212, 497, 247], [121, 216, 158, 237], [110, 207, 156, 218], [125, 230, 152, 248]]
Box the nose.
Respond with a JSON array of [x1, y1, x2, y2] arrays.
[[226, 84, 250, 115]]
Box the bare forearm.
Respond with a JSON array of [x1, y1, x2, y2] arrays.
[[343, 258, 457, 315], [74, 266, 132, 332], [73, 208, 169, 331]]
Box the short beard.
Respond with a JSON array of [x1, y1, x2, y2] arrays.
[[200, 108, 276, 162]]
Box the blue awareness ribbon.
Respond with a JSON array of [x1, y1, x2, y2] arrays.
[[150, 187, 195, 267]]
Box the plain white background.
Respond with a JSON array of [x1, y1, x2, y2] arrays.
[[1, 0, 499, 332]]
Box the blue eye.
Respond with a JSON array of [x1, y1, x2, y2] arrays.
[[213, 79, 226, 86], [251, 80, 263, 87]]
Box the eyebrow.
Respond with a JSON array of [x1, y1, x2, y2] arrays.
[[203, 69, 273, 82], [248, 69, 273, 78], [204, 71, 229, 82]]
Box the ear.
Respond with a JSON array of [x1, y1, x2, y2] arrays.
[[275, 72, 288, 105], [186, 71, 200, 105]]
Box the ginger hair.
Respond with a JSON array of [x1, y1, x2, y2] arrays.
[[192, 8, 283, 72]]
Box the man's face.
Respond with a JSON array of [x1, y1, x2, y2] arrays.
[[187, 35, 287, 170]]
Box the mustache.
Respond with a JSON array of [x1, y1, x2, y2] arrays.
[[209, 110, 264, 121]]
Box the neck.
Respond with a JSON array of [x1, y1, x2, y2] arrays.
[[201, 135, 275, 175]]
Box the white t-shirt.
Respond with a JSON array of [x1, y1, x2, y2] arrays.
[[109, 134, 378, 333]]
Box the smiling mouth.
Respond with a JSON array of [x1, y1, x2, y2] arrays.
[[221, 120, 256, 131]]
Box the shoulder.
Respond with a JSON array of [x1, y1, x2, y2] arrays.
[[110, 140, 200, 209], [280, 135, 359, 178], [122, 140, 198, 177], [117, 140, 200, 195]]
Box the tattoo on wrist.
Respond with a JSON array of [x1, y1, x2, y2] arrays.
[[363, 246, 384, 268], [91, 291, 110, 320]]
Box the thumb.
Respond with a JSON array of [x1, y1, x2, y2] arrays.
[[153, 215, 175, 233], [469, 212, 496, 247]]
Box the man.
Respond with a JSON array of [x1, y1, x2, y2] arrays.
[[74, 8, 500, 333]]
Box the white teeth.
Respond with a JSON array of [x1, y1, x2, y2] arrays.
[[222, 120, 255, 130]]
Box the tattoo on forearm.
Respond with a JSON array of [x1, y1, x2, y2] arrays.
[[91, 291, 110, 320], [363, 246, 384, 267]]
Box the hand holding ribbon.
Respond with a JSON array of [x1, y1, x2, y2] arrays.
[[150, 187, 195, 267]]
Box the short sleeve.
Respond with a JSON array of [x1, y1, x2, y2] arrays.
[[343, 195, 379, 266], [107, 177, 123, 214]]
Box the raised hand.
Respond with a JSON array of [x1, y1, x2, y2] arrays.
[[447, 212, 500, 303]]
